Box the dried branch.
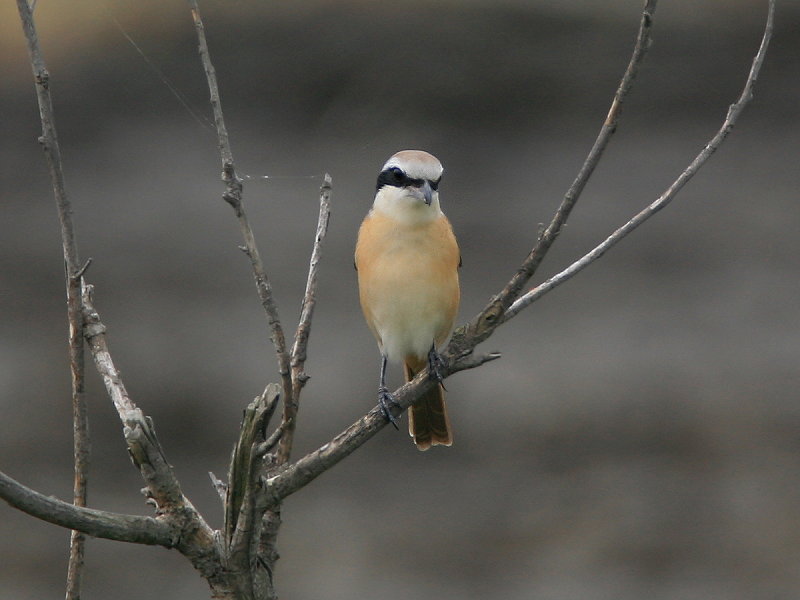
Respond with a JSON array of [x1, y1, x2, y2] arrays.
[[279, 174, 333, 463], [16, 0, 230, 591], [81, 286, 202, 517], [187, 0, 293, 409], [15, 1, 90, 596], [264, 0, 774, 503], [81, 285, 225, 584], [503, 0, 775, 320], [7, 1, 775, 598], [0, 471, 174, 546], [460, 0, 658, 347], [15, 0, 80, 273], [220, 385, 282, 598], [266, 408, 391, 502], [261, 1, 660, 501], [290, 174, 333, 376], [264, 349, 500, 501], [185, 4, 335, 595], [225, 385, 280, 547]]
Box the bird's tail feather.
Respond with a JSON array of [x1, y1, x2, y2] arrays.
[[404, 357, 452, 450]]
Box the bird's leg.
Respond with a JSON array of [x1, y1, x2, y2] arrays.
[[378, 355, 399, 429], [427, 343, 447, 390]]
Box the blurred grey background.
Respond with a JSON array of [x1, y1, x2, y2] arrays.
[[2, 1, 799, 598]]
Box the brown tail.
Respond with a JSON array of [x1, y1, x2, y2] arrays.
[[404, 357, 452, 450]]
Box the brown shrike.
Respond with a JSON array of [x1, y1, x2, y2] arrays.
[[355, 150, 460, 450]]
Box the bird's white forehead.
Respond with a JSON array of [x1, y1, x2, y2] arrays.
[[382, 150, 443, 181]]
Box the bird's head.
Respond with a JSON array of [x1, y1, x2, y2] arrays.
[[373, 150, 444, 222]]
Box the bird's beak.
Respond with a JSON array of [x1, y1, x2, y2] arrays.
[[419, 180, 433, 206]]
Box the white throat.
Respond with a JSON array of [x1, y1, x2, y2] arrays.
[[372, 186, 443, 225]]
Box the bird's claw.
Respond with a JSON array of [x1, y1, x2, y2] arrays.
[[378, 386, 399, 429], [427, 348, 446, 389]]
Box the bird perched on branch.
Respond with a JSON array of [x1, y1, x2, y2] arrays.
[[355, 150, 460, 450]]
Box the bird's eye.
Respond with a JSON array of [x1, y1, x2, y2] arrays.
[[430, 177, 441, 191], [377, 166, 409, 191], [389, 167, 405, 185]]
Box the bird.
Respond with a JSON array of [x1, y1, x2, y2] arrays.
[[355, 150, 460, 450]]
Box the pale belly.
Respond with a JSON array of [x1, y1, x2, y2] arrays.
[[360, 244, 459, 362]]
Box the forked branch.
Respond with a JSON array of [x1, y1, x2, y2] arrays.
[[3, 2, 776, 599], [187, 0, 293, 413], [264, 0, 774, 503], [6, 5, 225, 567], [81, 286, 222, 579], [504, 0, 775, 320], [264, 0, 663, 498], [188, 1, 334, 467], [464, 0, 659, 347]]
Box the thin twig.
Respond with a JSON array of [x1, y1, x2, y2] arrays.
[[255, 419, 291, 457], [15, 2, 90, 596], [504, 0, 775, 321], [457, 0, 658, 352], [208, 471, 227, 502], [291, 174, 333, 371], [15, 0, 79, 272], [441, 0, 658, 403], [187, 0, 293, 408], [278, 174, 333, 463]]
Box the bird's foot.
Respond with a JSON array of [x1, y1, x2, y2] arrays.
[[427, 348, 447, 389], [378, 386, 399, 429]]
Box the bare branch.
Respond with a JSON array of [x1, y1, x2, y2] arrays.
[[0, 471, 174, 546], [206, 384, 285, 598], [186, 0, 293, 406], [81, 285, 138, 418], [256, 508, 281, 599], [264, 0, 775, 503], [15, 0, 80, 274], [279, 174, 333, 463], [208, 472, 227, 502], [80, 285, 221, 565], [266, 408, 389, 502], [504, 0, 775, 321], [266, 1, 661, 498], [225, 385, 281, 548], [81, 287, 198, 511], [449, 351, 503, 372], [254, 419, 289, 457], [15, 2, 91, 595], [18, 3, 234, 583], [471, 0, 658, 333], [265, 343, 501, 501], [81, 284, 228, 583], [223, 395, 271, 595], [291, 174, 333, 372], [415, 1, 660, 429], [259, 0, 660, 496]]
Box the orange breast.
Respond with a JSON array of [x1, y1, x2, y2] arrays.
[[355, 211, 460, 361]]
